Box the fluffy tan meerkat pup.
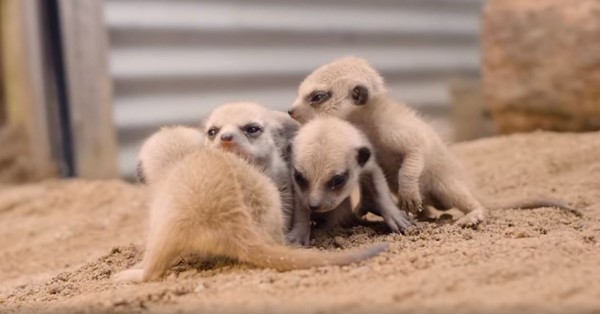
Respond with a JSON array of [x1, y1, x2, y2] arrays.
[[134, 125, 204, 185], [288, 56, 576, 228], [115, 126, 388, 282], [201, 102, 310, 245], [291, 116, 414, 234]]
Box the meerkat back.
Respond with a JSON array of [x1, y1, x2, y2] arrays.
[[154, 148, 285, 247]]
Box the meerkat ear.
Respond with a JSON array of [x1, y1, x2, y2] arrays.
[[270, 110, 300, 161], [271, 111, 300, 141], [351, 85, 369, 105], [356, 147, 371, 167]]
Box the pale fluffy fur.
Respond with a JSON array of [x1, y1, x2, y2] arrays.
[[288, 56, 576, 228], [135, 126, 204, 185], [115, 126, 388, 282], [291, 117, 413, 234]]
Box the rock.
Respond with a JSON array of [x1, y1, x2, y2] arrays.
[[482, 0, 600, 133]]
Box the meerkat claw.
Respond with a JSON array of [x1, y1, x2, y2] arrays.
[[383, 210, 414, 234]]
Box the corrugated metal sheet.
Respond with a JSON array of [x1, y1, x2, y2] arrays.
[[104, 0, 486, 178]]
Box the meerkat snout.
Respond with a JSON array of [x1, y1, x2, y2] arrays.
[[220, 133, 234, 143]]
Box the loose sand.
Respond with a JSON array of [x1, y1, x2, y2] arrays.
[[0, 131, 599, 314]]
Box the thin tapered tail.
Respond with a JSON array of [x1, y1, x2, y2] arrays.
[[487, 197, 582, 217]]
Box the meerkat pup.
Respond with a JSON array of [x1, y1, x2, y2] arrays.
[[291, 117, 414, 234], [288, 56, 575, 228], [201, 102, 309, 245], [115, 126, 388, 282], [134, 125, 205, 185]]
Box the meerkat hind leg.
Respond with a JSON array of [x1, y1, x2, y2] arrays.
[[430, 177, 486, 228]]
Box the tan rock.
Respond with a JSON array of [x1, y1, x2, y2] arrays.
[[482, 0, 600, 133]]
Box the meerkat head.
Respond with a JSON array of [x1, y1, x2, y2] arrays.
[[291, 117, 373, 213], [288, 56, 387, 123], [137, 126, 205, 185], [202, 102, 299, 167]]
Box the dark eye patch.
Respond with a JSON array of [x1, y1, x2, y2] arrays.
[[306, 91, 331, 106], [293, 169, 309, 190], [207, 127, 220, 138], [242, 123, 263, 135], [327, 171, 348, 191]]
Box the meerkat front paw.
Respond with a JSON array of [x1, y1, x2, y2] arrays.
[[397, 188, 423, 215], [381, 207, 414, 234], [286, 225, 311, 246]]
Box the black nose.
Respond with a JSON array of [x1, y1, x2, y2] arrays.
[[221, 133, 234, 142], [287, 109, 295, 117], [309, 204, 320, 211]]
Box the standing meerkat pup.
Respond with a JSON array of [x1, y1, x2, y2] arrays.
[[115, 126, 388, 282], [288, 56, 576, 228], [291, 117, 414, 234], [201, 102, 307, 244]]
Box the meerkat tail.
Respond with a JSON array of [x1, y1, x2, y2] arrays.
[[230, 225, 388, 270], [486, 197, 582, 217], [240, 241, 389, 271]]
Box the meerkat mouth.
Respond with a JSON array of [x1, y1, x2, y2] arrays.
[[219, 143, 250, 159]]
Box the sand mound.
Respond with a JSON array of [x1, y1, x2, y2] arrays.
[[0, 131, 599, 314]]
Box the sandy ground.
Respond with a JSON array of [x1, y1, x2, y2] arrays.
[[0, 131, 599, 314]]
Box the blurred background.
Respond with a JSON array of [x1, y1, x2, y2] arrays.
[[106, 0, 486, 178], [1, 0, 597, 183]]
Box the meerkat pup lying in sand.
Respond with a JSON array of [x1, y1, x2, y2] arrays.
[[201, 102, 310, 245], [115, 126, 388, 282], [291, 117, 414, 235], [288, 56, 576, 228]]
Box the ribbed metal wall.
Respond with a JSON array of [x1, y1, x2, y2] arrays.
[[104, 0, 485, 178]]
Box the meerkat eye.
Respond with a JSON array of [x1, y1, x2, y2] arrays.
[[307, 91, 331, 105], [327, 171, 348, 190], [293, 169, 309, 189], [207, 127, 219, 138], [243, 123, 263, 134]]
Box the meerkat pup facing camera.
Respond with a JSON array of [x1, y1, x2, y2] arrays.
[[288, 56, 576, 228], [291, 117, 414, 234], [201, 102, 308, 244], [202, 102, 297, 176], [115, 126, 389, 283]]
